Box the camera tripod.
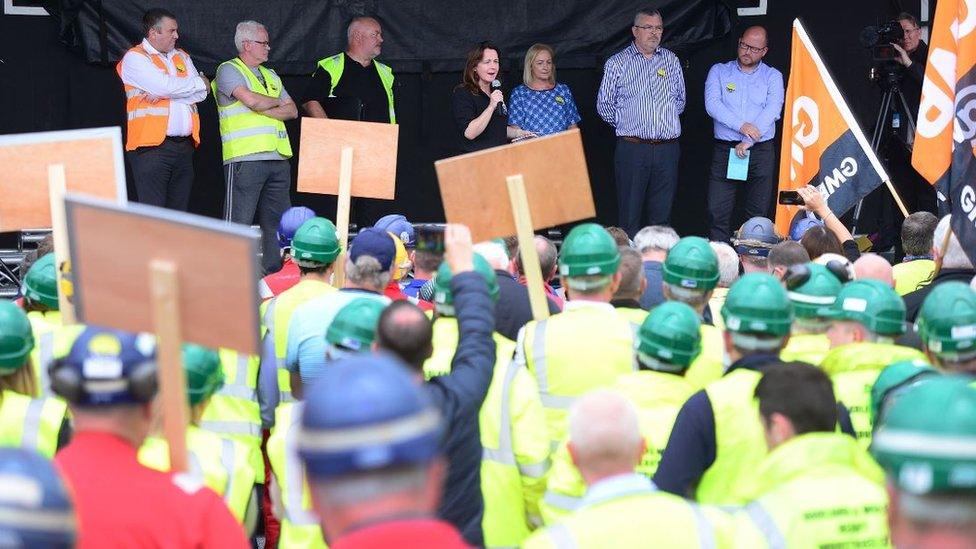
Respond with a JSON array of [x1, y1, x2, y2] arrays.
[[850, 74, 916, 235]]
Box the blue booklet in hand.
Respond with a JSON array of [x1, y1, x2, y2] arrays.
[[727, 148, 750, 181]]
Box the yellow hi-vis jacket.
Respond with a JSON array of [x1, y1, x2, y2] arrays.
[[199, 348, 263, 483], [0, 390, 67, 458]]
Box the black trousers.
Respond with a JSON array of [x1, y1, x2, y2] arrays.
[[707, 139, 775, 243], [126, 136, 194, 211], [613, 138, 680, 237]]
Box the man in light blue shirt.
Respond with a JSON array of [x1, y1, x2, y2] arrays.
[[284, 229, 394, 393], [704, 26, 784, 243]]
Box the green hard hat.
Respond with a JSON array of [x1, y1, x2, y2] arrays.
[[721, 273, 793, 336], [291, 217, 341, 266], [557, 223, 620, 279], [662, 236, 719, 291], [21, 253, 59, 310], [870, 359, 939, 426], [786, 263, 844, 319], [825, 279, 906, 336], [182, 343, 224, 406], [325, 298, 386, 352], [433, 253, 499, 309], [915, 282, 976, 359], [0, 300, 34, 373], [871, 375, 976, 494], [636, 301, 702, 371]]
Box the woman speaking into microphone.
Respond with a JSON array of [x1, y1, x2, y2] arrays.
[[452, 41, 535, 154]]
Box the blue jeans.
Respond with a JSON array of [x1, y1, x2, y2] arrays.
[[614, 138, 680, 237], [224, 160, 291, 274]]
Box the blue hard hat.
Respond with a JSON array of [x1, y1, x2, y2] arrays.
[[278, 206, 317, 248], [373, 214, 415, 249], [0, 448, 76, 548], [733, 216, 782, 257], [297, 354, 443, 479], [51, 326, 158, 406], [790, 214, 825, 242]]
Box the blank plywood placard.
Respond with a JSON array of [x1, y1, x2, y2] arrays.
[[0, 127, 126, 231], [435, 129, 595, 242], [296, 117, 399, 199], [65, 195, 261, 356]]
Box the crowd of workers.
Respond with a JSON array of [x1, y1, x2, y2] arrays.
[[1, 188, 974, 548]]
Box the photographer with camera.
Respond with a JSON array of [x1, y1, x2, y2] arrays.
[[889, 13, 927, 118]]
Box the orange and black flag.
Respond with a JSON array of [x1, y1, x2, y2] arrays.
[[775, 19, 891, 237], [911, 0, 976, 264]]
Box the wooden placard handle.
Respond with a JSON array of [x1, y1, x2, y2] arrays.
[[507, 175, 550, 321], [149, 259, 189, 473], [882, 179, 910, 218], [333, 146, 353, 288], [48, 165, 77, 325]]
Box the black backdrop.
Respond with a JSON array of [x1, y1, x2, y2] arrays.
[[0, 0, 925, 238]]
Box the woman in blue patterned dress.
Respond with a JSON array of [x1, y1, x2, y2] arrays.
[[508, 43, 582, 138]]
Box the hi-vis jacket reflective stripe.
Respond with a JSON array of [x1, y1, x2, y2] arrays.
[[697, 369, 767, 505], [539, 370, 696, 525], [425, 318, 550, 548], [820, 342, 926, 447], [517, 305, 639, 449], [139, 425, 257, 523], [523, 482, 727, 549], [268, 403, 327, 549], [0, 390, 67, 458], [213, 57, 292, 161], [199, 349, 263, 483], [317, 53, 396, 123], [116, 44, 201, 151], [729, 432, 890, 548]]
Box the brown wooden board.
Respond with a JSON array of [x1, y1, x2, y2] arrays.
[[434, 129, 595, 242], [0, 127, 126, 231], [296, 117, 399, 199], [64, 195, 261, 355]]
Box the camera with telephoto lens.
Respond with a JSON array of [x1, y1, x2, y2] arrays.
[[860, 20, 906, 62]]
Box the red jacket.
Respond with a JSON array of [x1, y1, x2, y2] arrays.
[[259, 257, 301, 300], [332, 519, 469, 549], [55, 432, 247, 549]]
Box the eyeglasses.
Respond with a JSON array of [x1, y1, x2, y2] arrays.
[[634, 25, 663, 32], [247, 40, 271, 48], [738, 41, 766, 54]]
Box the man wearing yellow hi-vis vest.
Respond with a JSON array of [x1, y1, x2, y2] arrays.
[[302, 16, 395, 124], [540, 301, 699, 525], [780, 262, 846, 366], [214, 20, 297, 275], [257, 217, 340, 431], [199, 349, 263, 483], [425, 254, 550, 548], [513, 223, 637, 451], [139, 344, 259, 530]]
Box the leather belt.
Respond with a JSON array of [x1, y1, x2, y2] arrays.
[[621, 136, 677, 145]]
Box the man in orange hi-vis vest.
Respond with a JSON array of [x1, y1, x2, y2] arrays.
[[117, 8, 209, 212]]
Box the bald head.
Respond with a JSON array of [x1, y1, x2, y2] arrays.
[[346, 16, 382, 61], [567, 390, 644, 485], [853, 253, 894, 287], [738, 26, 769, 69], [375, 301, 433, 371]]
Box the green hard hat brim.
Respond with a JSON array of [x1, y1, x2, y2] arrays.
[[636, 339, 700, 368], [823, 308, 906, 335], [292, 247, 340, 265], [24, 288, 59, 310], [872, 430, 976, 494], [559, 256, 621, 278], [187, 376, 225, 406], [661, 265, 719, 291]]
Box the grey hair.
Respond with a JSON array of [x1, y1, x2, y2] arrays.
[[897, 491, 976, 530], [568, 389, 642, 471], [634, 8, 662, 25], [633, 226, 679, 254], [710, 242, 740, 288], [234, 20, 266, 52], [934, 215, 974, 270], [473, 241, 509, 270], [345, 255, 392, 291], [663, 283, 710, 309], [901, 212, 939, 256]]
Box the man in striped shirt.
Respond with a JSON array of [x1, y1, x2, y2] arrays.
[[597, 8, 686, 238]]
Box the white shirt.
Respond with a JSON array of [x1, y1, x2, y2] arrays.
[[580, 472, 655, 508], [119, 39, 208, 137]]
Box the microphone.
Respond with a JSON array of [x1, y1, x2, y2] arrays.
[[491, 79, 508, 116]]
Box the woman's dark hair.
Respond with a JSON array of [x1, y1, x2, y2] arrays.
[[460, 41, 500, 95], [799, 226, 842, 260]]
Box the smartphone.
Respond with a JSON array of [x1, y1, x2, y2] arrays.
[[415, 224, 445, 253], [778, 190, 805, 206]]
